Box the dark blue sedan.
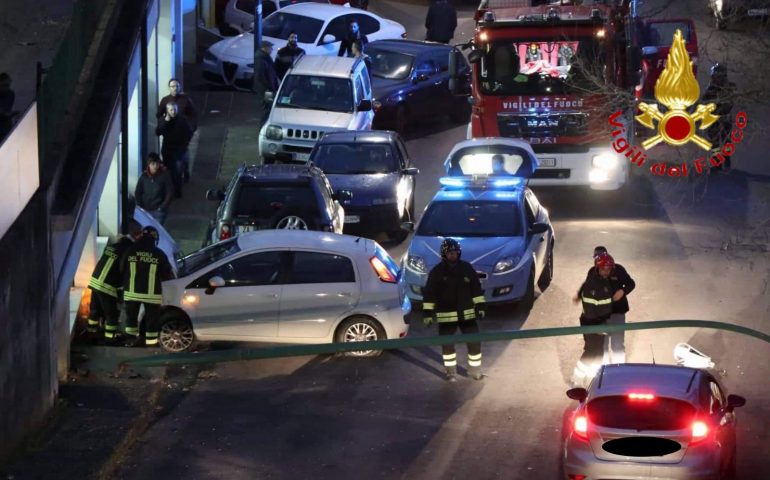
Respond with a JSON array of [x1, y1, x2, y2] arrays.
[[308, 130, 418, 243], [367, 39, 471, 135]]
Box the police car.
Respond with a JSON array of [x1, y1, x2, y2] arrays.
[[401, 138, 555, 311]]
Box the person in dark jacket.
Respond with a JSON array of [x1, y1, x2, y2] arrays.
[[423, 238, 487, 382], [84, 219, 143, 343], [156, 101, 194, 198], [156, 78, 197, 132], [338, 20, 369, 57], [120, 226, 175, 347], [254, 40, 279, 124], [275, 32, 305, 80], [571, 252, 615, 387], [589, 246, 635, 364], [0, 72, 16, 141], [134, 153, 174, 225], [425, 0, 457, 44]]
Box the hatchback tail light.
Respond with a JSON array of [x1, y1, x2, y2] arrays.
[[370, 256, 397, 283], [220, 224, 232, 240], [691, 420, 709, 444], [573, 415, 588, 441]]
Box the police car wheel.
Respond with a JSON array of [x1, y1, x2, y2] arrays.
[[159, 317, 196, 352], [335, 316, 385, 358]]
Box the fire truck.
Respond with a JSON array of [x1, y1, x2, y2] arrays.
[[449, 0, 649, 190]]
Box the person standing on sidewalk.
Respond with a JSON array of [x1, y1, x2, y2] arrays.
[[85, 219, 143, 343], [134, 153, 174, 225], [425, 0, 457, 44], [423, 238, 487, 382], [254, 40, 279, 124], [275, 32, 305, 80], [120, 226, 175, 347], [156, 101, 194, 198], [571, 252, 615, 387], [157, 78, 197, 132], [591, 246, 635, 364]]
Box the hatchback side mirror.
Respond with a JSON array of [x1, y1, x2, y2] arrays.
[[725, 394, 746, 412], [530, 222, 549, 235], [402, 167, 419, 175], [205, 275, 226, 295], [566, 387, 588, 402], [322, 34, 337, 45], [400, 221, 415, 232], [206, 189, 225, 201], [357, 99, 372, 112]]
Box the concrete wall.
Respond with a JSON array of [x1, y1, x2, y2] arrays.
[[0, 191, 54, 462]]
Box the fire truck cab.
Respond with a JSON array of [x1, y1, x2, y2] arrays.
[[451, 0, 641, 190]]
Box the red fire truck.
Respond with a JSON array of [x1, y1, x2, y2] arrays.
[[450, 0, 647, 190]]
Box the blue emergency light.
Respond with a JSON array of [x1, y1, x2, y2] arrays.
[[438, 176, 524, 189]]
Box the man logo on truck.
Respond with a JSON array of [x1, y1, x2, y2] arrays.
[[634, 29, 720, 151]]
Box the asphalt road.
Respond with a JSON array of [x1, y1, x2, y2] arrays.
[[119, 1, 770, 479]]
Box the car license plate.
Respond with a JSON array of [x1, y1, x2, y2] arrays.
[[294, 152, 310, 162], [748, 8, 768, 15], [237, 225, 255, 233], [539, 157, 556, 168], [344, 215, 360, 224]]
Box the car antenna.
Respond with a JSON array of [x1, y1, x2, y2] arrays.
[[650, 344, 656, 365]]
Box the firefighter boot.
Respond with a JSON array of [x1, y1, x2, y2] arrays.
[[469, 365, 486, 381], [444, 365, 458, 383]]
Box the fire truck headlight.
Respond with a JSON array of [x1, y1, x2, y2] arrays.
[[592, 153, 619, 171], [589, 168, 611, 183]]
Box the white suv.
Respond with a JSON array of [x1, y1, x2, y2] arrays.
[[158, 230, 411, 355], [259, 55, 374, 163]]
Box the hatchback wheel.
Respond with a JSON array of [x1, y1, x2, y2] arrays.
[[159, 317, 196, 352], [335, 316, 385, 357]]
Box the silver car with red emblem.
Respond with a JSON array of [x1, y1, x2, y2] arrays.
[[563, 363, 745, 480]]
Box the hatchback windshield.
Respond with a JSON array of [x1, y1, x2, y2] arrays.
[[417, 201, 522, 237], [277, 75, 353, 113], [366, 47, 414, 80], [263, 12, 324, 43], [588, 396, 696, 431], [478, 36, 603, 95], [311, 144, 397, 174], [177, 238, 241, 277]]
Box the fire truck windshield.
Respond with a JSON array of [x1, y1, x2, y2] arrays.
[[478, 37, 604, 96]]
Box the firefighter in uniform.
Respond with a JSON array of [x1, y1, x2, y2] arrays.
[[85, 219, 143, 342], [571, 252, 615, 387], [422, 238, 486, 382], [120, 226, 175, 347]]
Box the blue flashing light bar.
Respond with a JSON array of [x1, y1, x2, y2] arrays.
[[439, 176, 524, 189]]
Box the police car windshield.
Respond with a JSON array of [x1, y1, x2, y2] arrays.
[[312, 144, 398, 174], [177, 238, 241, 277], [417, 201, 522, 237], [478, 37, 602, 96]]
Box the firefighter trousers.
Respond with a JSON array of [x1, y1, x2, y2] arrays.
[[87, 289, 119, 335], [124, 301, 161, 345], [438, 319, 482, 373]]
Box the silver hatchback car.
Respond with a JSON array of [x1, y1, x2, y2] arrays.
[[563, 363, 746, 480]]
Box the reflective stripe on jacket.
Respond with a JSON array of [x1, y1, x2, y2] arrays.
[[88, 237, 134, 297], [121, 240, 174, 305], [577, 270, 613, 321], [423, 259, 485, 322]]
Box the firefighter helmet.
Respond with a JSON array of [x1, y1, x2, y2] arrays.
[[440, 238, 461, 259], [594, 252, 615, 269], [710, 63, 728, 83], [142, 225, 160, 245]]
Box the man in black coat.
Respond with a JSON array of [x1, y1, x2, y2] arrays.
[[254, 40, 279, 124], [156, 102, 194, 198], [425, 0, 457, 44], [338, 20, 369, 57], [134, 153, 174, 225], [275, 32, 305, 80]]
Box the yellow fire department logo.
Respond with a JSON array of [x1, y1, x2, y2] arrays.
[[635, 29, 719, 151]]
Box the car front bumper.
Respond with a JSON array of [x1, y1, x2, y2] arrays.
[[528, 148, 628, 191], [202, 55, 253, 91]]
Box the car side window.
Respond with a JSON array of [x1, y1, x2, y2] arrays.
[[433, 50, 450, 73], [289, 251, 356, 283], [395, 138, 409, 168], [414, 59, 437, 78], [524, 197, 536, 226], [320, 15, 352, 44], [352, 13, 379, 36], [525, 191, 540, 218], [191, 251, 285, 288]]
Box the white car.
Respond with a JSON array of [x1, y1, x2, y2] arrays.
[[157, 230, 411, 355], [224, 0, 331, 34], [202, 3, 406, 91]]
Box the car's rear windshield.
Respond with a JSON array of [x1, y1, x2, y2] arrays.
[[588, 396, 696, 431], [178, 238, 241, 277], [263, 12, 323, 43], [417, 201, 522, 237], [311, 143, 398, 174], [235, 182, 317, 217]]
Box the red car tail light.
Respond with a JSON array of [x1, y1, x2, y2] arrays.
[[370, 256, 397, 283], [220, 224, 232, 240], [567, 475, 587, 480], [691, 420, 709, 444], [573, 415, 588, 440]]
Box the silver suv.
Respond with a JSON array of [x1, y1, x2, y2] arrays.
[[205, 163, 349, 244], [259, 55, 374, 163]]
